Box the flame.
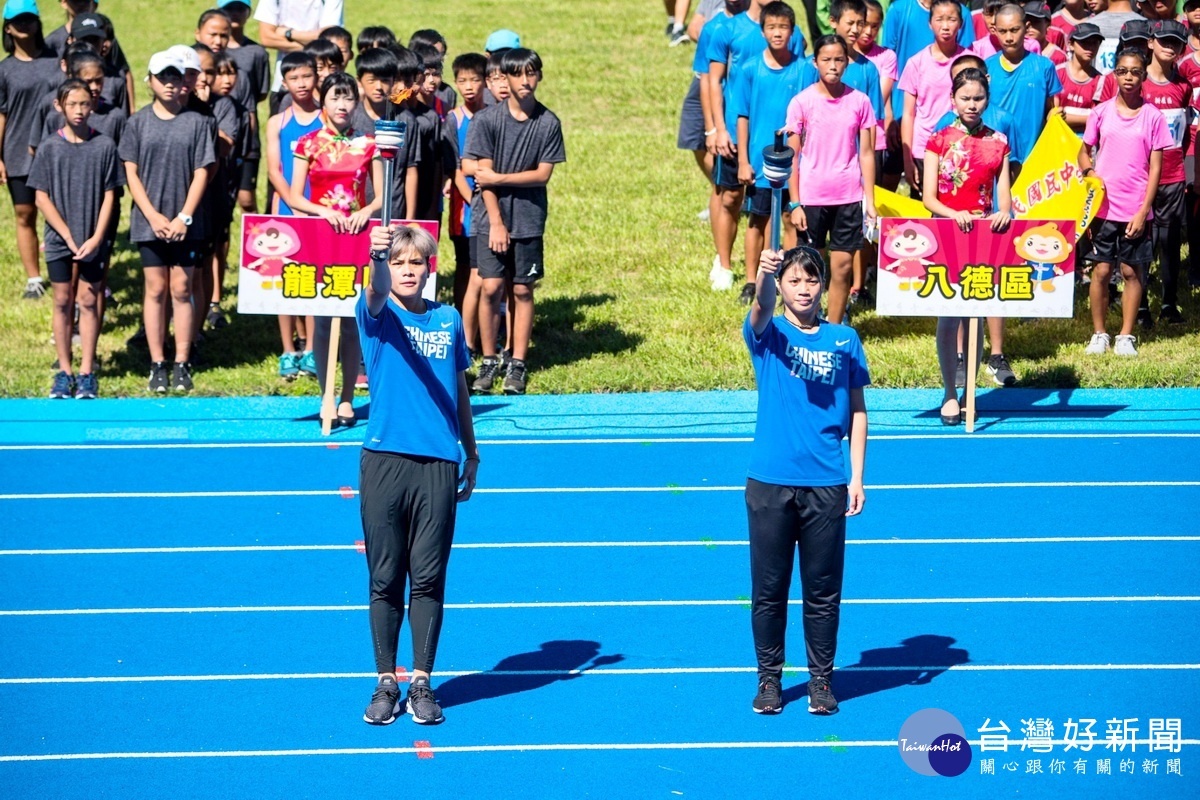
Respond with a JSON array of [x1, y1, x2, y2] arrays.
[[389, 86, 413, 105]]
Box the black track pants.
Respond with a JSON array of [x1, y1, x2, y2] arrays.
[[746, 478, 847, 680], [360, 449, 459, 674]]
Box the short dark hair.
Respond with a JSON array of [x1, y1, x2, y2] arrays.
[[319, 70, 359, 106], [56, 77, 93, 108], [952, 66, 990, 96], [864, 0, 885, 16], [501, 47, 542, 76], [929, 0, 964, 20], [1115, 46, 1150, 67], [486, 50, 510, 76], [950, 52, 987, 72], [983, 0, 1006, 14], [65, 44, 104, 76], [760, 1, 796, 28], [778, 245, 826, 285], [452, 52, 488, 79], [320, 25, 353, 51], [830, 0, 868, 21], [411, 42, 442, 72], [213, 50, 236, 74], [812, 33, 850, 57], [408, 28, 447, 51], [355, 45, 398, 80], [304, 37, 343, 69], [3, 12, 44, 56], [196, 8, 231, 29], [390, 44, 423, 83], [280, 51, 317, 78], [357, 25, 396, 53]]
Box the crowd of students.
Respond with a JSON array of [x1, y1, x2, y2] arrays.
[[678, 0, 1200, 413], [1, 0, 563, 403]]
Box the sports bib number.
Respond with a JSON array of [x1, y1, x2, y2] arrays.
[[1096, 40, 1117, 75]]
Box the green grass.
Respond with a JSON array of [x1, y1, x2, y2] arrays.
[[2, 0, 1199, 397]]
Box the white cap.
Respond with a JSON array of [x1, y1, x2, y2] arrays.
[[166, 44, 202, 73], [147, 50, 187, 76]]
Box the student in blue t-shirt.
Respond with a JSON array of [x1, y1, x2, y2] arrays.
[[734, 3, 818, 304], [743, 244, 870, 718], [983, 4, 1061, 168], [356, 222, 480, 729], [707, 0, 808, 299]]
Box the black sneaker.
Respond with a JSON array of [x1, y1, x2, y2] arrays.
[[472, 356, 500, 393], [986, 353, 1016, 387], [1160, 304, 1185, 325], [75, 372, 99, 399], [668, 22, 688, 45], [363, 675, 402, 725], [503, 358, 527, 395], [147, 361, 169, 394], [171, 362, 194, 393], [406, 676, 444, 724], [49, 371, 75, 399], [954, 354, 965, 388], [1137, 306, 1154, 330], [752, 672, 783, 714], [739, 282, 756, 305], [807, 676, 838, 714], [499, 347, 513, 372], [22, 278, 46, 300]]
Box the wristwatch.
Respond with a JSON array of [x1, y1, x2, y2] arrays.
[[176, 213, 193, 227], [284, 27, 294, 42], [785, 201, 802, 213]]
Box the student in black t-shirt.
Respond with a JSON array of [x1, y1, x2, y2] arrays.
[[353, 45, 420, 217], [119, 51, 216, 395], [222, 1, 270, 214], [409, 28, 459, 111], [1, 2, 62, 300], [463, 48, 566, 396], [28, 79, 122, 400], [411, 43, 453, 225]]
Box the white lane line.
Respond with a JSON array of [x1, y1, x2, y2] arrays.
[[2, 596, 1197, 616], [2, 432, 1199, 451], [4, 738, 1199, 762], [3, 663, 1198, 685], [3, 534, 1198, 557], [3, 480, 1200, 501]]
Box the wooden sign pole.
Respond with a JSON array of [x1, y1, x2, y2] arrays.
[[964, 317, 979, 434], [319, 322, 341, 436]]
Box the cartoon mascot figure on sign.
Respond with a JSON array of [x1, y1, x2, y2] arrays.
[[881, 221, 939, 291], [1014, 222, 1072, 293], [244, 221, 302, 289]]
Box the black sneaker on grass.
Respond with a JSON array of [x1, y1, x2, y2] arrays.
[[807, 676, 838, 715], [363, 675, 402, 725], [503, 358, 527, 395], [752, 672, 783, 714], [1160, 304, 1185, 325], [148, 361, 169, 394], [75, 373, 99, 399], [986, 353, 1016, 387], [739, 282, 756, 305], [49, 371, 75, 399], [171, 362, 194, 393], [1136, 306, 1154, 331], [472, 356, 501, 393], [406, 676, 444, 724]]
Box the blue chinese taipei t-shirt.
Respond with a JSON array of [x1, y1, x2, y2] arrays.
[[357, 294, 471, 463], [743, 315, 871, 487]]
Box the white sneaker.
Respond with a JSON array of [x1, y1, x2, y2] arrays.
[[1084, 332, 1111, 355], [697, 207, 711, 222], [711, 266, 735, 291], [1113, 334, 1138, 356]]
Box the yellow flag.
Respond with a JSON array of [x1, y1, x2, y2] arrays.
[[875, 186, 930, 219], [1010, 114, 1105, 242]]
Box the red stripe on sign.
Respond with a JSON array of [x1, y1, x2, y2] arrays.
[[414, 740, 434, 759], [354, 540, 365, 554], [339, 486, 355, 499], [395, 667, 409, 683]]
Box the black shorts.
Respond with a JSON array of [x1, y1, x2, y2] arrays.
[[137, 240, 201, 268], [713, 152, 742, 190], [47, 257, 106, 284], [803, 202, 864, 253], [451, 234, 476, 271], [677, 76, 706, 151], [7, 174, 34, 206], [882, 143, 904, 176], [745, 185, 790, 219], [1153, 181, 1185, 229], [477, 236, 543, 285], [1086, 218, 1153, 268], [239, 157, 259, 193]]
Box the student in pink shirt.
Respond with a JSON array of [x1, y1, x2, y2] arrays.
[[786, 33, 878, 324], [859, 0, 897, 172], [1080, 49, 1173, 357], [899, 0, 971, 189]]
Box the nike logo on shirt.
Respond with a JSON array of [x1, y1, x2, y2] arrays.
[[836, 339, 851, 346], [441, 321, 453, 328]]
